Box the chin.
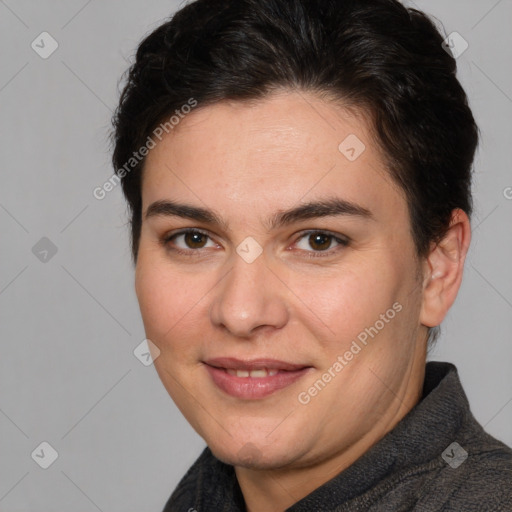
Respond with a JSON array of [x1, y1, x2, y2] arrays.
[[207, 435, 305, 470]]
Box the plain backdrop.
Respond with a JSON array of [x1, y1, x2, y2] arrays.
[[0, 0, 511, 510]]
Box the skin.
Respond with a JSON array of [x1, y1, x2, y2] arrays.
[[135, 91, 471, 512]]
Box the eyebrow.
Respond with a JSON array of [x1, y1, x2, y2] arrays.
[[144, 197, 373, 231]]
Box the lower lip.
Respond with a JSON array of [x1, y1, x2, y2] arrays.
[[204, 365, 311, 400]]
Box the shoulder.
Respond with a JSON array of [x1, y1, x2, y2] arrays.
[[162, 447, 215, 511], [162, 447, 240, 512], [418, 430, 512, 511]]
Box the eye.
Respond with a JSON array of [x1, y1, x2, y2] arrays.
[[163, 229, 218, 253], [161, 228, 348, 258], [294, 231, 348, 256]]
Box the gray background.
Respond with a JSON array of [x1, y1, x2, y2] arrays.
[[0, 0, 511, 510]]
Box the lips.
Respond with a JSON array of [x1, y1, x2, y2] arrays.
[[203, 357, 312, 399]]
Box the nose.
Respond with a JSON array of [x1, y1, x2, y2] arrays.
[[209, 250, 289, 338]]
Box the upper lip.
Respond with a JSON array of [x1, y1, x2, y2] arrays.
[[204, 357, 309, 371]]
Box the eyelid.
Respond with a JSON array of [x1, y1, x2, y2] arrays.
[[294, 229, 349, 244], [163, 227, 211, 240]]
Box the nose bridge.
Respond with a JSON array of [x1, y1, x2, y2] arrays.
[[209, 250, 288, 337]]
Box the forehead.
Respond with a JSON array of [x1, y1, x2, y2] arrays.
[[141, 91, 404, 225]]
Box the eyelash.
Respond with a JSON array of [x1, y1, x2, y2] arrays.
[[161, 229, 349, 259]]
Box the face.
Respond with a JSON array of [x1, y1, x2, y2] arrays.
[[135, 91, 429, 472]]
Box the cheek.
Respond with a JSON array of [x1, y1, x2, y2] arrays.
[[135, 260, 192, 341], [288, 262, 398, 347], [135, 266, 169, 337], [135, 263, 207, 402], [135, 257, 219, 363]]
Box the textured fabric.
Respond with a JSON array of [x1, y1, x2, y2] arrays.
[[163, 362, 512, 511]]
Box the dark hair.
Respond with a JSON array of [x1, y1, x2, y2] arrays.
[[111, 0, 478, 270]]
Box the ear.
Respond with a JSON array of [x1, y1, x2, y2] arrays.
[[419, 208, 471, 328]]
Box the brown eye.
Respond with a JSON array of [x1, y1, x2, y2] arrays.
[[164, 229, 216, 252], [294, 230, 349, 256], [183, 231, 208, 249], [308, 232, 333, 251]]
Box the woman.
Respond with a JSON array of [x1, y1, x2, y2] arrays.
[[110, 0, 512, 510]]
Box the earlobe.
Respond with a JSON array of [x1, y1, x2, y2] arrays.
[[419, 209, 471, 328]]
